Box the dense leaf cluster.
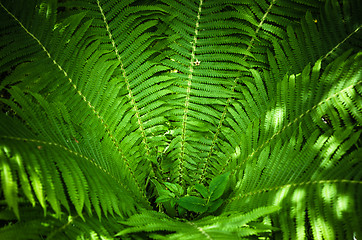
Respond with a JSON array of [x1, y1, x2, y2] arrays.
[[0, 0, 361, 239]]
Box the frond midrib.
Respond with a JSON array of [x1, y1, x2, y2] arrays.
[[322, 25, 362, 61], [0, 135, 138, 199], [178, 0, 204, 186], [96, 0, 152, 158], [230, 67, 361, 178], [0, 2, 149, 205], [199, 0, 279, 183], [205, 9, 362, 181]]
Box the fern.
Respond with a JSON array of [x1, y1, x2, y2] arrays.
[[0, 0, 361, 239]]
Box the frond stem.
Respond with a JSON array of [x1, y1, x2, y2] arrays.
[[199, 0, 278, 183], [220, 24, 362, 178], [179, 0, 203, 185], [96, 0, 151, 157], [187, 221, 213, 240], [228, 80, 362, 176], [1, 2, 149, 204], [322, 25, 361, 60], [0, 135, 140, 200]]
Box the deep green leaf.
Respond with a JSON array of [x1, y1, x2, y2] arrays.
[[194, 183, 209, 198], [209, 171, 230, 201], [177, 196, 208, 213]]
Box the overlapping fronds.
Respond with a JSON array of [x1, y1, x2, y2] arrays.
[[0, 0, 169, 218], [0, 206, 125, 239], [0, 90, 142, 219], [224, 50, 362, 239], [0, 0, 361, 239], [117, 206, 279, 239], [270, 0, 362, 77], [157, 0, 250, 186]]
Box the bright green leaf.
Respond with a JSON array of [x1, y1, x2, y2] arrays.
[[164, 182, 183, 196], [207, 198, 223, 213], [178, 205, 186, 217]]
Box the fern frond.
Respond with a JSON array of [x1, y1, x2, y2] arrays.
[[117, 206, 279, 239], [160, 0, 265, 186], [0, 206, 123, 240], [0, 93, 141, 219], [0, 0, 361, 238], [196, 0, 326, 184], [270, 0, 362, 78], [0, 0, 170, 215], [224, 52, 362, 239]]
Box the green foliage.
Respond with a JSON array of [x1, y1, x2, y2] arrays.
[[155, 171, 230, 215], [0, 0, 361, 239], [117, 206, 280, 239]]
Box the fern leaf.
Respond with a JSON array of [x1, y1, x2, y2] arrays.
[[0, 0, 361, 238]]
